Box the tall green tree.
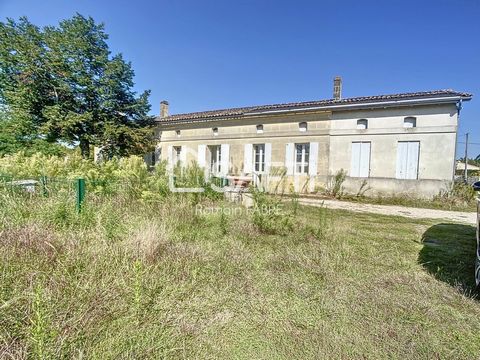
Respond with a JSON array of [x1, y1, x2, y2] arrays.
[[0, 14, 154, 158]]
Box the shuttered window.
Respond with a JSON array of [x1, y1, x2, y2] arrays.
[[350, 142, 371, 178], [396, 141, 420, 179]]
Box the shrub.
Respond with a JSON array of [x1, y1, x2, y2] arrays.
[[326, 169, 347, 199], [251, 189, 291, 234], [433, 181, 477, 207], [0, 153, 224, 203]]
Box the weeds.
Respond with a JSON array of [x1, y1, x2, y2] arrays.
[[219, 206, 229, 236], [29, 283, 54, 360], [341, 181, 477, 212], [132, 260, 144, 320], [433, 181, 477, 208], [356, 179, 371, 197], [251, 189, 291, 234], [1, 168, 480, 358], [326, 169, 346, 199], [312, 203, 330, 240], [269, 166, 288, 195], [291, 189, 300, 216]]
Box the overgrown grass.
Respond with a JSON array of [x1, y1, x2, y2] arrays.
[[1, 189, 480, 358]]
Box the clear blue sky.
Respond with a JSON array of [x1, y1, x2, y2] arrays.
[[1, 0, 479, 157]]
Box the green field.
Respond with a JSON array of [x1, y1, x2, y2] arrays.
[[1, 191, 479, 359]]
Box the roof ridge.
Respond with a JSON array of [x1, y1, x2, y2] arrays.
[[156, 89, 472, 123]]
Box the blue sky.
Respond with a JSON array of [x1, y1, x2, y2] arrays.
[[1, 0, 479, 157]]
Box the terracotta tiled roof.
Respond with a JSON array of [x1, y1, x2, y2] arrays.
[[156, 89, 472, 124]]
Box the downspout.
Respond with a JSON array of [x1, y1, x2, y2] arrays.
[[453, 99, 463, 182]]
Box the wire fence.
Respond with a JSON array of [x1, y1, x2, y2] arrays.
[[0, 173, 228, 212]]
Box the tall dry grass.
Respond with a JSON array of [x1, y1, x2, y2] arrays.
[[1, 186, 480, 358]]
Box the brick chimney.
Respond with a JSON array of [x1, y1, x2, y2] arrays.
[[333, 76, 342, 100], [160, 100, 169, 118]]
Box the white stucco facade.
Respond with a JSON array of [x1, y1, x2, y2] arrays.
[[153, 90, 472, 198]]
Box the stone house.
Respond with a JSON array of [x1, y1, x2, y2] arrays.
[[152, 78, 472, 197]]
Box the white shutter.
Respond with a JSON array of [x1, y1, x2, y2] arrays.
[[308, 142, 319, 176], [406, 141, 419, 179], [180, 146, 187, 165], [265, 143, 272, 174], [396, 142, 408, 179], [285, 143, 294, 175], [220, 144, 230, 176], [359, 142, 371, 178], [350, 142, 361, 177], [197, 144, 206, 168], [244, 144, 253, 174], [167, 145, 173, 169]]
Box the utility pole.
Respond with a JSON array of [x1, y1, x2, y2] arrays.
[[464, 132, 469, 182]]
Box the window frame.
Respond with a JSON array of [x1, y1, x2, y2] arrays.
[[209, 145, 222, 174], [404, 117, 417, 128], [253, 144, 266, 173], [299, 122, 308, 132], [357, 119, 368, 130], [295, 143, 310, 174]]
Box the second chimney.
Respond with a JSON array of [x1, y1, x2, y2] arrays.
[[333, 76, 342, 100], [160, 100, 169, 118]]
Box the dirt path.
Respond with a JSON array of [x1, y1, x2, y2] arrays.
[[297, 197, 477, 224]]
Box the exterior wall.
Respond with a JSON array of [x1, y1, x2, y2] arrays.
[[328, 104, 458, 197], [340, 178, 451, 198], [154, 103, 459, 198], [158, 112, 331, 179]]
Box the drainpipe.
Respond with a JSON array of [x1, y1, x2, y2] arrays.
[[454, 100, 463, 182]]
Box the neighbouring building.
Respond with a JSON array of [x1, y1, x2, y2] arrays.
[[152, 78, 472, 197], [456, 161, 480, 172]]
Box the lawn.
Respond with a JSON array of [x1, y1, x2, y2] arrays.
[[0, 190, 479, 359]]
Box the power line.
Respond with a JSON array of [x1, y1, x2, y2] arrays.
[[458, 142, 480, 146]]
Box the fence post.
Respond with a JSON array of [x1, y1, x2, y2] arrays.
[[40, 176, 48, 197], [76, 178, 86, 213]]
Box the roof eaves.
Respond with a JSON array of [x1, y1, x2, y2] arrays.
[[155, 90, 473, 124]]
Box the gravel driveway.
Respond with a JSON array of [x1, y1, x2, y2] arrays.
[[298, 197, 477, 224]]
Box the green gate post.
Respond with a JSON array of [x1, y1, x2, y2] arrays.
[[40, 176, 48, 197], [76, 178, 86, 213]]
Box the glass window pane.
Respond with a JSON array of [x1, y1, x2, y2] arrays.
[[296, 150, 302, 162]]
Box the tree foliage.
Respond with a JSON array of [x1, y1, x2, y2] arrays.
[[0, 14, 155, 158]]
